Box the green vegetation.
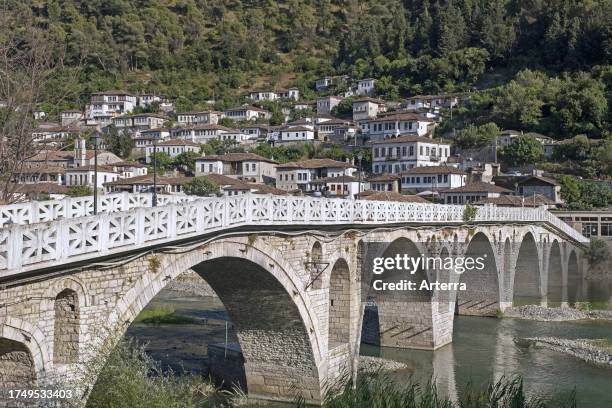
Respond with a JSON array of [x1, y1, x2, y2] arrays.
[[183, 177, 220, 197], [67, 185, 93, 197], [558, 176, 612, 210], [133, 306, 200, 325], [86, 339, 214, 408], [324, 372, 576, 408], [3, 0, 610, 115], [87, 340, 579, 408], [586, 238, 611, 266], [500, 136, 545, 166], [463, 203, 478, 223], [104, 125, 134, 159], [454, 122, 500, 149]]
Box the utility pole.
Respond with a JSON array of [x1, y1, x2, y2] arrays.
[[152, 141, 158, 207], [93, 132, 99, 215]]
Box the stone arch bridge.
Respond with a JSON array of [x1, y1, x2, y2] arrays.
[[0, 193, 587, 405]]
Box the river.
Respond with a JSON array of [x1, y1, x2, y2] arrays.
[[127, 289, 612, 407]]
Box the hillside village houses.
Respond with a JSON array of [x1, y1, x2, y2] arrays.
[[275, 158, 356, 193], [144, 139, 200, 163], [361, 112, 434, 140], [317, 95, 343, 115], [60, 110, 85, 126], [194, 153, 278, 183], [177, 111, 221, 126], [279, 125, 316, 142], [440, 181, 513, 204], [87, 91, 138, 125], [111, 113, 167, 132], [171, 124, 233, 144], [400, 165, 467, 193], [405, 94, 459, 111], [249, 88, 300, 101], [371, 135, 451, 175], [224, 104, 271, 121], [356, 78, 376, 95], [352, 98, 387, 122]]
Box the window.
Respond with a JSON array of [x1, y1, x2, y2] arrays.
[[409, 146, 414, 156], [419, 146, 423, 155], [443, 175, 448, 183], [402, 146, 407, 156], [374, 148, 379, 157]]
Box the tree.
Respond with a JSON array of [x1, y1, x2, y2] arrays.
[[501, 136, 544, 166], [331, 97, 354, 117], [183, 177, 220, 196], [0, 7, 81, 203], [172, 151, 200, 174], [149, 152, 173, 173], [104, 126, 134, 159], [455, 123, 500, 149]]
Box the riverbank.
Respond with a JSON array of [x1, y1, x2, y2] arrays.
[[358, 356, 407, 373], [517, 337, 612, 368], [503, 304, 612, 321]]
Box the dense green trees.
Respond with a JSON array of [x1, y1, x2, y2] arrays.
[[501, 136, 544, 166], [454, 122, 500, 149], [3, 0, 609, 111], [183, 177, 220, 196]]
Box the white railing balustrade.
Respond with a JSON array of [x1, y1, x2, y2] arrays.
[[0, 195, 588, 276], [0, 192, 195, 228]]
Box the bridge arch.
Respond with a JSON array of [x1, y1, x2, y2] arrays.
[[513, 231, 542, 306], [547, 240, 563, 306], [457, 231, 500, 316], [0, 316, 49, 394], [102, 238, 327, 404]]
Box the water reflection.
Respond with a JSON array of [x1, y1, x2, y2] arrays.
[[362, 316, 612, 406]]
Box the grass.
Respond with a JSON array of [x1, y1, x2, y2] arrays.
[[83, 339, 582, 408], [133, 306, 200, 325], [323, 371, 578, 408]]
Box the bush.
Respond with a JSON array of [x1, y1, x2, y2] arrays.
[[67, 185, 93, 197], [463, 203, 478, 223], [183, 177, 220, 196]]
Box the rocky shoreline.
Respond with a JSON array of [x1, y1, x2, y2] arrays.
[[503, 304, 612, 321], [165, 270, 218, 297], [359, 356, 408, 373], [517, 337, 612, 367]]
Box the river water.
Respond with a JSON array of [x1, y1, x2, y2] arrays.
[[127, 289, 612, 407]]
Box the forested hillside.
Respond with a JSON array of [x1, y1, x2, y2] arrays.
[[3, 0, 611, 130]]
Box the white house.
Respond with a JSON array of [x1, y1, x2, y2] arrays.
[[60, 110, 84, 127], [88, 91, 137, 125], [111, 161, 148, 179], [406, 94, 459, 111], [249, 88, 299, 101], [112, 114, 167, 131], [275, 159, 356, 192], [224, 105, 271, 121], [315, 77, 334, 91], [279, 126, 316, 142], [176, 111, 221, 126], [441, 182, 513, 204], [400, 165, 467, 193], [317, 96, 343, 115], [195, 152, 278, 183], [65, 166, 120, 189], [218, 130, 250, 144], [145, 139, 200, 163], [171, 124, 233, 144], [370, 135, 451, 175], [316, 119, 352, 141], [356, 78, 376, 96], [361, 112, 433, 140], [352, 98, 386, 122], [310, 175, 364, 199]]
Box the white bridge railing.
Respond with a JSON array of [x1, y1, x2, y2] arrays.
[[0, 193, 588, 276]]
